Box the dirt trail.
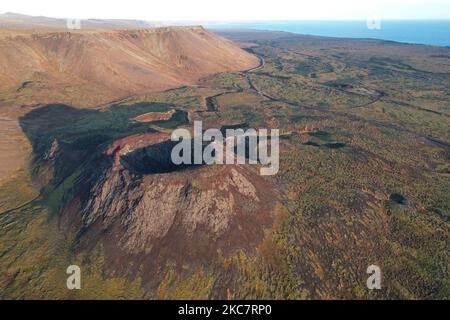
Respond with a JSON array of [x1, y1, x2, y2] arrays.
[[241, 52, 450, 149], [197, 48, 449, 149], [202, 54, 265, 116]]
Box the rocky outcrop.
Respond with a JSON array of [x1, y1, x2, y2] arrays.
[[81, 164, 269, 252], [59, 133, 276, 273], [43, 139, 59, 160]]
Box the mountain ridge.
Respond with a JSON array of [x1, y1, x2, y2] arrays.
[[0, 26, 259, 107], [0, 12, 159, 29]]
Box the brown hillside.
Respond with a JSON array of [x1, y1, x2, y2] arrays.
[[0, 26, 259, 107]]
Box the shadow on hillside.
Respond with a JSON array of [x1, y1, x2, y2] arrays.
[[18, 102, 183, 182], [19, 102, 181, 156]]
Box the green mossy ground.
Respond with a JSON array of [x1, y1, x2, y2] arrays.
[[1, 34, 449, 299]]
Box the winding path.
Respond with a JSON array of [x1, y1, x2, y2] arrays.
[[241, 52, 450, 149], [195, 47, 449, 149]]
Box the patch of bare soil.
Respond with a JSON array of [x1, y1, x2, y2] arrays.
[[0, 27, 260, 108], [133, 110, 175, 123]]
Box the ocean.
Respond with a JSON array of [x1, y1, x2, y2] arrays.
[[206, 20, 450, 47]]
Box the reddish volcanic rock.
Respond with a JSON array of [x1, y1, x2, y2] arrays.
[[0, 27, 260, 107]]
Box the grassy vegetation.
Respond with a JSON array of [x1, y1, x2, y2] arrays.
[[0, 168, 38, 213], [1, 33, 449, 299], [195, 35, 449, 299], [156, 264, 216, 299], [0, 199, 145, 299], [19, 102, 187, 156]]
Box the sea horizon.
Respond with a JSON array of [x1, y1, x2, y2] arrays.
[[206, 20, 450, 47]]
